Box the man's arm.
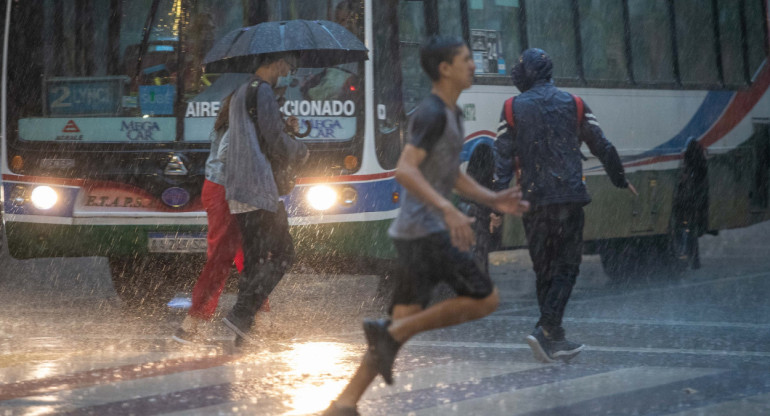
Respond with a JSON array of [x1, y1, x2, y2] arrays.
[[256, 84, 308, 164], [580, 102, 637, 195], [454, 170, 528, 216]]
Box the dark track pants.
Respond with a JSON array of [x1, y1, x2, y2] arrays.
[[522, 204, 584, 339], [229, 202, 294, 331]]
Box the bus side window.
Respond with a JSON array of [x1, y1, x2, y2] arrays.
[[675, 0, 719, 86], [526, 0, 578, 80], [467, 0, 523, 79], [627, 0, 676, 84], [578, 0, 628, 84]]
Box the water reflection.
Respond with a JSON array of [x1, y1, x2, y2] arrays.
[[276, 341, 361, 415]]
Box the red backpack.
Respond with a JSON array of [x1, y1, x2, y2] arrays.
[[502, 94, 585, 181], [503, 94, 584, 130]]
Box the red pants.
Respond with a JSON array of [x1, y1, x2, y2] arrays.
[[188, 180, 244, 320]]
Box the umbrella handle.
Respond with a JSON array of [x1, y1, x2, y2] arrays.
[[294, 120, 312, 138]]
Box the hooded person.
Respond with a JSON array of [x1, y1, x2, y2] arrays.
[[493, 48, 637, 363]]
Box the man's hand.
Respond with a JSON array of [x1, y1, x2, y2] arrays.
[[627, 182, 639, 196], [285, 115, 300, 135], [489, 213, 503, 233], [442, 206, 476, 252], [491, 186, 530, 216]]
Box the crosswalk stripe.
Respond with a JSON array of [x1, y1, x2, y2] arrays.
[[0, 351, 190, 385], [666, 392, 770, 415], [485, 314, 770, 330], [0, 359, 270, 413], [363, 361, 544, 400], [402, 366, 723, 416], [494, 271, 770, 315], [405, 340, 770, 358]]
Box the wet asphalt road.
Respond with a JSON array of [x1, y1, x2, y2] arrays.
[[1, 223, 769, 415]]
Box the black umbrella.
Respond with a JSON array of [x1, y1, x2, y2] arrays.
[[203, 19, 368, 73]]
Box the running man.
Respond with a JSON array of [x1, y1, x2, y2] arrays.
[[323, 35, 529, 416]]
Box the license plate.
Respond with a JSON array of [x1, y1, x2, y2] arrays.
[[147, 232, 207, 253]]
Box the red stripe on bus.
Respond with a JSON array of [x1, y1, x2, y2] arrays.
[[699, 63, 770, 149], [465, 130, 496, 141], [295, 171, 395, 184], [622, 62, 770, 170], [3, 171, 397, 188]]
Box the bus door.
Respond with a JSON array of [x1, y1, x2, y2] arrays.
[[630, 171, 665, 234]]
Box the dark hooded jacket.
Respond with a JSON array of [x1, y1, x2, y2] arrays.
[[494, 48, 628, 208]]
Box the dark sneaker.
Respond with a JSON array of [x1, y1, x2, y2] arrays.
[[171, 327, 198, 345], [321, 401, 360, 416], [550, 338, 584, 361], [525, 327, 556, 363], [223, 316, 253, 344], [363, 318, 401, 385]]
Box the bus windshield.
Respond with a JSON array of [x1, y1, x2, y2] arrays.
[[6, 0, 364, 146]]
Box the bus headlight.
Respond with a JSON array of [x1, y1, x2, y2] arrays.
[[340, 186, 358, 206], [307, 185, 337, 211], [30, 186, 58, 210]]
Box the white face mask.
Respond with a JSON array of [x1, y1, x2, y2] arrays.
[[276, 75, 293, 88]]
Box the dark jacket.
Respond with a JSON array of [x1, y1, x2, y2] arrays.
[[672, 139, 709, 234], [494, 80, 628, 208]]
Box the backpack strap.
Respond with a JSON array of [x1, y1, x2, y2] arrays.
[[572, 94, 584, 130], [503, 96, 515, 128], [246, 79, 261, 122], [502, 97, 521, 182]]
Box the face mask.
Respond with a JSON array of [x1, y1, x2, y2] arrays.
[[276, 75, 293, 88]]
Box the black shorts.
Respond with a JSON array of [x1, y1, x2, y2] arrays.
[[390, 231, 494, 311]]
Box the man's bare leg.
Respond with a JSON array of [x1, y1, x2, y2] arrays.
[[388, 289, 499, 344], [333, 290, 498, 408], [334, 305, 423, 407]]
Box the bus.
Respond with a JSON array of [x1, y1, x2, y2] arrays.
[[1, 0, 769, 296], [380, 0, 770, 279]]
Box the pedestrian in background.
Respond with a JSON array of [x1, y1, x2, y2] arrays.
[[671, 137, 709, 270], [324, 35, 528, 416], [172, 95, 269, 345], [222, 52, 309, 346], [494, 48, 637, 363]]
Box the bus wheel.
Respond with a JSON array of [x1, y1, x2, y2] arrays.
[[109, 255, 203, 308], [597, 236, 685, 282]]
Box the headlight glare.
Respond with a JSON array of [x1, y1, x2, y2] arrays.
[[30, 186, 58, 210], [307, 185, 337, 211]]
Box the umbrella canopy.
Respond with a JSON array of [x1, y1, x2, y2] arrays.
[[203, 19, 368, 73]]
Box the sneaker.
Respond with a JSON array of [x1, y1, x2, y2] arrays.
[[171, 327, 198, 345], [525, 327, 556, 363], [223, 316, 253, 344], [550, 338, 584, 361], [363, 318, 401, 385], [321, 401, 360, 416]]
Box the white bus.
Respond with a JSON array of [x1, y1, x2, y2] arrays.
[[2, 0, 769, 297], [385, 0, 770, 279]]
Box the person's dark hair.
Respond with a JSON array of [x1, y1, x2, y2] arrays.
[[420, 35, 467, 81], [214, 93, 232, 132], [259, 51, 300, 68]]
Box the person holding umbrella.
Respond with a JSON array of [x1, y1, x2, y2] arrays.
[[201, 20, 368, 345], [219, 51, 309, 345]]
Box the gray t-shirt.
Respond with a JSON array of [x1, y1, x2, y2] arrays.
[[388, 94, 464, 240]]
